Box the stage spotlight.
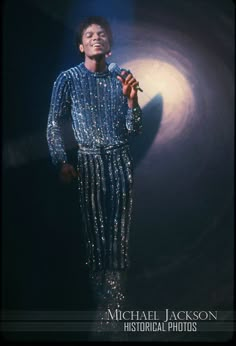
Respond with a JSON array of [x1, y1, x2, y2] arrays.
[[121, 59, 195, 146]]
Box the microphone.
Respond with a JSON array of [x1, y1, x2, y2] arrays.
[[108, 63, 143, 92]]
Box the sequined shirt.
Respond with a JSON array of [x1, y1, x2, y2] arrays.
[[47, 62, 142, 165]]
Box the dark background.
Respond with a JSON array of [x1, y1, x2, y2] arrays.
[[1, 0, 234, 341]]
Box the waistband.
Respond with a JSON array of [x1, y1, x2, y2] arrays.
[[78, 143, 129, 155]]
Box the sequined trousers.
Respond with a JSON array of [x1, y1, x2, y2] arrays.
[[77, 144, 133, 334]]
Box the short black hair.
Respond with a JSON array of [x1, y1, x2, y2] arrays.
[[75, 16, 113, 52]]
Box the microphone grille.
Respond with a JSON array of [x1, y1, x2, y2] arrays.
[[108, 63, 119, 73]]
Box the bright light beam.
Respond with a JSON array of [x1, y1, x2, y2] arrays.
[[121, 58, 195, 145]]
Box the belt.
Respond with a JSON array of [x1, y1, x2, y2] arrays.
[[78, 143, 129, 155]]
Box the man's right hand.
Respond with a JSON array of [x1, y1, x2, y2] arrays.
[[59, 163, 78, 184]]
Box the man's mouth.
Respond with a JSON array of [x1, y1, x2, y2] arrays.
[[93, 44, 103, 48]]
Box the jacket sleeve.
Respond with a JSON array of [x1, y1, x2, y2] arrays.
[[125, 104, 143, 135], [46, 71, 71, 166]]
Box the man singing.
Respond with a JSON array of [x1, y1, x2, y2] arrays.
[[47, 16, 142, 314]]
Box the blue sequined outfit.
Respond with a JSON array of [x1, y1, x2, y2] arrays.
[[47, 62, 142, 316], [47, 62, 142, 166]]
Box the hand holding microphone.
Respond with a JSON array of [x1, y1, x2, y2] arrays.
[[108, 63, 143, 96]]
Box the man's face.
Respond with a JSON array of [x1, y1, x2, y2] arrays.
[[79, 24, 110, 58]]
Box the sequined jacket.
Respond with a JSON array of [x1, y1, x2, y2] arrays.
[[47, 62, 142, 165]]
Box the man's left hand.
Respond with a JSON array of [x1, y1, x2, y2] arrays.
[[117, 71, 140, 101]]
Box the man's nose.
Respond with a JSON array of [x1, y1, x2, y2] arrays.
[[93, 34, 100, 40]]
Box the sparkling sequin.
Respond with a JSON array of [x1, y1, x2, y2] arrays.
[[89, 270, 127, 333], [47, 61, 142, 317], [47, 62, 142, 166], [77, 145, 134, 271]]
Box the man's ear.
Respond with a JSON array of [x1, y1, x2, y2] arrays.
[[79, 44, 84, 53]]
